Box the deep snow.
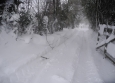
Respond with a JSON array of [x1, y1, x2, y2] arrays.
[[0, 26, 115, 83]]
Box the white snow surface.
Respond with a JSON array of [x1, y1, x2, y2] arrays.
[[107, 42, 115, 58], [0, 26, 115, 83]]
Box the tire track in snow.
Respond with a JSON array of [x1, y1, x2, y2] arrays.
[[26, 29, 81, 83], [71, 30, 103, 83]]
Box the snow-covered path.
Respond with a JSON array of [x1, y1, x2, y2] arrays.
[[0, 27, 115, 83], [32, 29, 103, 83], [71, 29, 103, 83]]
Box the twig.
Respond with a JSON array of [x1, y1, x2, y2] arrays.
[[41, 56, 49, 59], [45, 31, 54, 49]]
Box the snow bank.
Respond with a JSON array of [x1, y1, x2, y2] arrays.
[[0, 28, 75, 79], [18, 34, 33, 44]]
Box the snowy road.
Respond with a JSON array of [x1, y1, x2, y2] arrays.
[[71, 29, 103, 83], [0, 28, 115, 83]]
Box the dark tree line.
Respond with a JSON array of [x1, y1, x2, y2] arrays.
[[81, 0, 115, 30]]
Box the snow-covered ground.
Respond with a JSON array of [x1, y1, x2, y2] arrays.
[[0, 26, 115, 83]]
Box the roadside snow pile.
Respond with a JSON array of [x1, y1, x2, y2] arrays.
[[17, 34, 33, 44], [0, 28, 75, 80], [17, 28, 75, 46], [0, 28, 16, 46]]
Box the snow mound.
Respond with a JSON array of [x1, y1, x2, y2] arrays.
[[18, 34, 33, 44], [51, 75, 69, 83], [32, 34, 46, 45]]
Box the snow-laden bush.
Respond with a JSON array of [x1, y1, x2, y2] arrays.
[[1, 3, 19, 33], [18, 11, 32, 35], [1, 11, 18, 33], [1, 8, 33, 36], [0, 1, 36, 41]]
